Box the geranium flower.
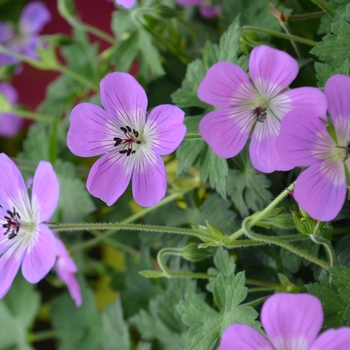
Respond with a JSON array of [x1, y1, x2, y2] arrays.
[[198, 45, 327, 173], [0, 82, 23, 137], [55, 236, 82, 307], [176, 0, 221, 18], [0, 153, 59, 298], [67, 72, 186, 207], [218, 293, 350, 350], [0, 1, 51, 67], [277, 74, 350, 221]]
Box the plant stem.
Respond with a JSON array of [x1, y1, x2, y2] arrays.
[[311, 0, 335, 18], [12, 108, 52, 122], [242, 26, 318, 46], [287, 11, 325, 20], [242, 217, 330, 269], [309, 234, 336, 267], [28, 330, 57, 343], [229, 182, 295, 242], [184, 134, 203, 140], [78, 22, 115, 44], [57, 64, 98, 91]]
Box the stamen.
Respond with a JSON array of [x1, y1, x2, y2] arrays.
[[2, 206, 20, 239], [336, 143, 350, 162], [114, 125, 141, 156], [252, 107, 268, 123]]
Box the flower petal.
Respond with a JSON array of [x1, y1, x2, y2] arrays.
[[19, 1, 51, 34], [132, 151, 167, 207], [67, 102, 118, 157], [0, 22, 14, 44], [0, 241, 23, 298], [144, 105, 186, 155], [311, 327, 350, 350], [0, 153, 30, 214], [199, 107, 254, 158], [197, 61, 253, 108], [262, 293, 323, 349], [249, 45, 298, 97], [281, 87, 327, 119], [31, 161, 59, 222], [87, 152, 134, 206], [115, 0, 136, 8], [0, 113, 23, 137], [176, 0, 203, 6], [200, 6, 219, 18], [21, 224, 56, 283], [294, 161, 346, 221], [324, 74, 350, 145], [250, 111, 292, 173], [218, 324, 272, 350], [0, 82, 18, 104], [276, 110, 334, 168], [100, 72, 147, 131]]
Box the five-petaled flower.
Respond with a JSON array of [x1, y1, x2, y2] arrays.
[[67, 72, 186, 207], [0, 1, 51, 68], [218, 293, 350, 350], [198, 45, 326, 173], [0, 82, 23, 137], [55, 236, 82, 307], [277, 74, 350, 221], [0, 153, 59, 298]]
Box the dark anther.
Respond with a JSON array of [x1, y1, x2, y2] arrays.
[[136, 141, 141, 145], [126, 149, 132, 156], [119, 150, 128, 154], [132, 150, 136, 154], [126, 126, 132, 132], [257, 108, 267, 123], [8, 232, 17, 240], [2, 207, 20, 239], [133, 129, 139, 137], [120, 127, 127, 133], [114, 137, 122, 146]]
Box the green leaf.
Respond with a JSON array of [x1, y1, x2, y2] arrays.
[[111, 10, 135, 38], [52, 160, 96, 222], [330, 267, 350, 298], [311, 14, 350, 67], [314, 60, 350, 88], [51, 281, 103, 350], [176, 140, 228, 198], [178, 271, 260, 350], [226, 150, 273, 217], [101, 296, 130, 350], [172, 16, 242, 109], [306, 282, 350, 328], [0, 274, 40, 350], [131, 278, 196, 350]]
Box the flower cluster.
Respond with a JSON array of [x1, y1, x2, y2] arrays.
[[218, 293, 350, 350], [0, 1, 51, 68], [198, 45, 349, 221]]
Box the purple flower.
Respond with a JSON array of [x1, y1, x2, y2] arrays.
[[55, 236, 82, 307], [0, 82, 23, 137], [113, 0, 136, 9], [67, 72, 186, 207], [176, 0, 221, 18], [277, 74, 350, 221], [198, 45, 327, 173], [0, 1, 51, 67], [0, 153, 59, 298], [218, 293, 350, 350]]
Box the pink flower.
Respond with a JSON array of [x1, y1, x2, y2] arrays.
[[55, 236, 82, 307], [67, 72, 186, 207], [114, 0, 136, 9], [0, 82, 23, 137], [0, 1, 51, 67], [176, 0, 221, 18], [0, 153, 59, 298], [198, 45, 327, 173], [277, 74, 350, 221], [218, 293, 350, 350]]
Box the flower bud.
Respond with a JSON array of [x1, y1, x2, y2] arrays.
[[182, 243, 215, 262]]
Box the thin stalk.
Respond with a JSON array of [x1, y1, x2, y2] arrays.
[[242, 217, 330, 270], [310, 234, 336, 267], [241, 296, 268, 308], [311, 0, 335, 18], [229, 182, 295, 242], [184, 134, 203, 140], [28, 330, 57, 343], [78, 22, 115, 44], [288, 11, 325, 20], [12, 108, 52, 122], [157, 247, 183, 276], [243, 26, 318, 46]]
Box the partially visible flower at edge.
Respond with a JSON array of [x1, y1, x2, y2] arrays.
[[218, 293, 350, 350], [113, 0, 136, 9], [0, 82, 24, 137], [0, 153, 59, 298], [0, 1, 51, 68], [67, 72, 186, 207], [55, 236, 82, 307], [176, 0, 221, 18], [277, 74, 350, 221], [197, 45, 327, 173]]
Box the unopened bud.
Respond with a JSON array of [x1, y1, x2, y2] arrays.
[[182, 243, 215, 262]]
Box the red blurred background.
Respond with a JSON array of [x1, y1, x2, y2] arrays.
[[12, 0, 115, 109]]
